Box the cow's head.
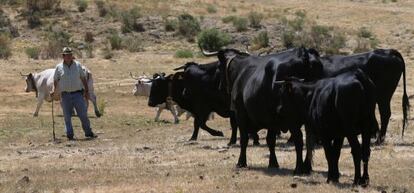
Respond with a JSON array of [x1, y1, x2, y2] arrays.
[[20, 72, 37, 93], [148, 73, 169, 107], [298, 47, 323, 81], [199, 46, 250, 93], [273, 78, 307, 128]]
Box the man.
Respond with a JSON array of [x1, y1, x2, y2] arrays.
[[51, 47, 97, 140]]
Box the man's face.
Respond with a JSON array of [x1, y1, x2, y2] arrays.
[[63, 54, 73, 63]]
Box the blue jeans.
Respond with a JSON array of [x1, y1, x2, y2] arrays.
[[60, 91, 93, 137]]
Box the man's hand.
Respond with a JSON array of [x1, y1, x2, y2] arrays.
[[84, 90, 90, 100]]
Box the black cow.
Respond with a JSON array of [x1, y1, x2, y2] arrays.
[[320, 49, 409, 144], [202, 47, 323, 173], [148, 62, 259, 145], [274, 69, 378, 185]]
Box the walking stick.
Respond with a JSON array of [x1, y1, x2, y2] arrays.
[[52, 100, 56, 141]]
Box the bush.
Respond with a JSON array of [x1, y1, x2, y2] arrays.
[[357, 27, 373, 38], [123, 36, 143, 52], [25, 47, 40, 59], [95, 0, 108, 17], [41, 29, 72, 59], [222, 15, 237, 23], [248, 11, 263, 28], [75, 0, 88, 12], [108, 33, 122, 50], [84, 31, 94, 43], [175, 49, 193, 58], [233, 17, 248, 32], [84, 43, 94, 58], [206, 4, 217, 13], [121, 6, 142, 33], [197, 28, 231, 51], [177, 13, 200, 40], [164, 19, 177, 32], [252, 31, 269, 49], [0, 34, 11, 59], [0, 10, 19, 37], [27, 0, 61, 13], [27, 11, 41, 29], [102, 44, 113, 59]]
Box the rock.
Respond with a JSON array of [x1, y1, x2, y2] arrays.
[[202, 145, 212, 149], [218, 149, 228, 153], [199, 175, 204, 180], [59, 154, 64, 159], [381, 191, 387, 193], [21, 168, 29, 172], [17, 176, 30, 185], [290, 183, 297, 188], [166, 172, 170, 177]]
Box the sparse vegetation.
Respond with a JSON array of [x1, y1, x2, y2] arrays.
[[175, 49, 193, 58], [197, 28, 231, 51], [233, 17, 248, 32], [0, 10, 19, 37], [248, 11, 263, 28], [108, 33, 122, 50], [41, 28, 72, 59], [206, 4, 217, 13], [354, 27, 380, 53], [121, 6, 142, 33], [27, 12, 41, 29], [84, 43, 94, 58], [123, 36, 143, 52], [164, 19, 177, 32], [84, 31, 94, 43], [102, 43, 113, 59], [0, 34, 11, 59], [252, 31, 269, 50], [222, 15, 237, 24], [25, 47, 40, 59], [177, 13, 200, 41], [95, 0, 108, 17], [75, 0, 88, 12]]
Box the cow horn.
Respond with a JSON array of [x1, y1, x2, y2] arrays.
[[129, 72, 139, 80], [173, 65, 186, 71], [20, 72, 29, 76], [274, 81, 286, 84], [199, 43, 218, 56]]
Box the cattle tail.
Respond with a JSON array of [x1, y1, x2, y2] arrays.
[[393, 50, 410, 137]]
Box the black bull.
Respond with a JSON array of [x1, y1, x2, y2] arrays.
[[202, 47, 324, 173], [147, 63, 260, 146], [320, 49, 409, 144]]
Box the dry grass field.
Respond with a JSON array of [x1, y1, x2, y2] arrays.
[[1, 0, 414, 192]]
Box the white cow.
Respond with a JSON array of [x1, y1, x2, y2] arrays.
[[131, 73, 190, 124], [22, 66, 101, 117]]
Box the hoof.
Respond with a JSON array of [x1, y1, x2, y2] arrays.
[[268, 163, 279, 169], [227, 141, 236, 146], [174, 120, 179, 124], [33, 113, 38, 117], [375, 136, 385, 145], [213, 131, 224, 137], [95, 111, 102, 118], [189, 137, 197, 141], [253, 141, 260, 146], [236, 162, 247, 168]]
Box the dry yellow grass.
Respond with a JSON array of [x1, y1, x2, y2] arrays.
[[0, 0, 414, 192]]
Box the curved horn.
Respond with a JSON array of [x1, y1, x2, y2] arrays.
[[173, 65, 186, 71], [274, 80, 286, 84], [129, 72, 139, 80], [198, 43, 218, 56], [20, 72, 29, 76]]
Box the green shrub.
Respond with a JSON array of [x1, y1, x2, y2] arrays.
[[357, 27, 373, 38], [121, 6, 142, 33], [123, 36, 143, 52], [25, 47, 40, 59], [175, 49, 193, 58], [197, 28, 231, 51], [42, 29, 72, 59], [222, 15, 237, 23], [75, 0, 88, 12], [27, 11, 41, 29], [108, 33, 122, 50], [252, 31, 269, 49], [164, 19, 177, 32], [177, 13, 200, 40], [233, 17, 248, 32], [248, 11, 263, 28], [95, 0, 108, 17], [206, 4, 217, 13], [0, 34, 11, 59]]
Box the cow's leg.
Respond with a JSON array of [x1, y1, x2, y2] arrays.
[[169, 106, 179, 124], [303, 126, 314, 174], [322, 140, 334, 183], [292, 128, 304, 174], [376, 100, 391, 144], [360, 130, 371, 186], [251, 132, 260, 146], [89, 93, 101, 117], [266, 129, 279, 168], [33, 94, 44, 117], [228, 114, 238, 146], [190, 116, 201, 140], [236, 110, 249, 168], [199, 115, 224, 137], [347, 135, 362, 185], [154, 107, 162, 122], [331, 137, 344, 182]]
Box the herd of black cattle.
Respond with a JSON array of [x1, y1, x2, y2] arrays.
[[146, 46, 409, 185]]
